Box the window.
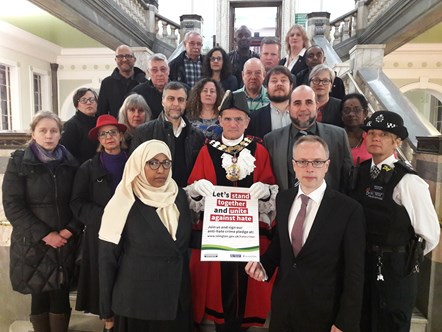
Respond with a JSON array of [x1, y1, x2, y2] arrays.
[[434, 98, 442, 133], [33, 73, 43, 113], [0, 64, 12, 130]]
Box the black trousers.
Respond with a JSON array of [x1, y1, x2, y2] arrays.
[[31, 289, 71, 315], [360, 252, 417, 332]]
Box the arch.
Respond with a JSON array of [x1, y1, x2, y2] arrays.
[[400, 81, 442, 102], [60, 84, 98, 121]]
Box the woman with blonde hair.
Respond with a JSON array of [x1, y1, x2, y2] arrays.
[[98, 140, 193, 332], [279, 24, 311, 76], [3, 111, 80, 332], [118, 93, 152, 147]]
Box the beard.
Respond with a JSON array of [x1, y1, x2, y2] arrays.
[[268, 92, 290, 103], [290, 114, 316, 130]]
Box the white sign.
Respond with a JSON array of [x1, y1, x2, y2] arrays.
[[201, 185, 259, 262]]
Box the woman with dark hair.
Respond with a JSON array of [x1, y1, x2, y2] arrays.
[[340, 93, 371, 165], [118, 93, 152, 147], [202, 47, 238, 92], [98, 140, 193, 332], [61, 87, 98, 164], [70, 114, 128, 332], [279, 24, 311, 76], [3, 111, 81, 332], [186, 78, 224, 140]]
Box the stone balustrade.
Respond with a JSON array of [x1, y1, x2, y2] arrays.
[[330, 9, 357, 46], [330, 0, 398, 46], [155, 13, 180, 47]]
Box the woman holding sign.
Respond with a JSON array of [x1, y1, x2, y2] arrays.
[[98, 140, 193, 332], [186, 90, 278, 332]]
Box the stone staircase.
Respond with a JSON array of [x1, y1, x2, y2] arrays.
[[9, 309, 428, 332]]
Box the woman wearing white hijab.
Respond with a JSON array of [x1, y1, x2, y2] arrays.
[[98, 140, 192, 332]]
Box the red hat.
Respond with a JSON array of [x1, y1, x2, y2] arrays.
[[88, 114, 127, 141]]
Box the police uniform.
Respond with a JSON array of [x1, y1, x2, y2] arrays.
[[350, 111, 440, 332]]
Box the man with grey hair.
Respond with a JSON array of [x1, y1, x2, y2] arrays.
[[168, 31, 204, 88], [98, 44, 147, 117], [131, 53, 170, 119]]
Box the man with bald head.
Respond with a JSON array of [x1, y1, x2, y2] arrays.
[[97, 44, 147, 117], [264, 85, 353, 192], [169, 31, 204, 88], [236, 58, 270, 112]]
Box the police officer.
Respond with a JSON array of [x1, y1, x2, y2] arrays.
[[350, 110, 440, 332]]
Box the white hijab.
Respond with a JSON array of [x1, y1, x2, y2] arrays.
[[99, 140, 179, 244]]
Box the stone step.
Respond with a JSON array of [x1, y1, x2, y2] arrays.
[[9, 309, 428, 332]]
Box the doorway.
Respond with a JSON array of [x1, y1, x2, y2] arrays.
[[229, 1, 282, 53]]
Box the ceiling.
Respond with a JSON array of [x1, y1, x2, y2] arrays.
[[1, 0, 440, 49]]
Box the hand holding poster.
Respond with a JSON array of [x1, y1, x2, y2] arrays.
[[201, 185, 259, 262]]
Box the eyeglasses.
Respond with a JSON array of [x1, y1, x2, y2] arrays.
[[342, 107, 364, 115], [115, 54, 134, 60], [210, 56, 223, 62], [147, 159, 172, 170], [149, 67, 168, 74], [188, 41, 202, 47], [292, 159, 329, 168], [78, 97, 97, 104], [310, 78, 331, 85], [98, 129, 119, 138]]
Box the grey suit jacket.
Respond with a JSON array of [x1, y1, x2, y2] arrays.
[[263, 122, 353, 192]]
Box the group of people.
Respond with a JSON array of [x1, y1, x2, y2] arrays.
[[2, 23, 440, 332]]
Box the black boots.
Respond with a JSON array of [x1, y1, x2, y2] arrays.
[[30, 313, 50, 332], [49, 310, 71, 332]]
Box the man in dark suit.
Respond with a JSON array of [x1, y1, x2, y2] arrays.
[[264, 85, 353, 192], [247, 65, 294, 139], [246, 135, 365, 332]]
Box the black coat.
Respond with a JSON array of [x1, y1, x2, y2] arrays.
[[70, 154, 115, 314], [279, 55, 308, 76], [60, 110, 97, 165], [131, 80, 164, 119], [99, 191, 192, 321], [168, 51, 203, 87], [130, 113, 205, 186], [97, 67, 147, 118], [3, 147, 81, 294]]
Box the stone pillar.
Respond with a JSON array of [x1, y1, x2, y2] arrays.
[[179, 14, 204, 43], [50, 63, 59, 115], [307, 12, 331, 42], [132, 47, 153, 73], [415, 135, 442, 332], [355, 0, 368, 32], [349, 44, 385, 76]]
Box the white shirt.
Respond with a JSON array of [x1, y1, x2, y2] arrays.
[[284, 48, 306, 71], [270, 104, 291, 131], [288, 181, 327, 247], [165, 115, 186, 137], [371, 155, 440, 254]]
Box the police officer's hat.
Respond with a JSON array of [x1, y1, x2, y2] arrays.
[[362, 110, 408, 140], [218, 90, 250, 116]]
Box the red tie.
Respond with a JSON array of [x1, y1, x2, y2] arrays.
[[291, 194, 310, 256]]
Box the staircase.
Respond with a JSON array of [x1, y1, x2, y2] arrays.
[[9, 309, 428, 332]]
